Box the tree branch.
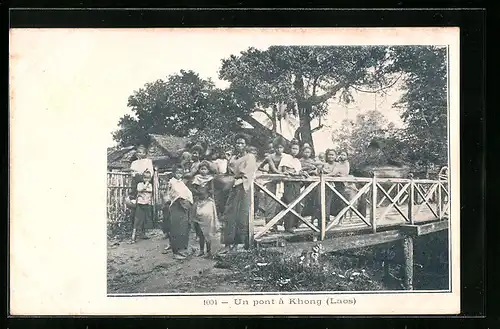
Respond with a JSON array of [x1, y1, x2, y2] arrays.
[[308, 82, 347, 105], [311, 124, 324, 133], [253, 108, 274, 123], [351, 73, 402, 94]]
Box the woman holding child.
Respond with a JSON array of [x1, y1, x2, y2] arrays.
[[162, 165, 193, 260]]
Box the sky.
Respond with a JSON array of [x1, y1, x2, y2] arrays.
[[10, 28, 407, 153]]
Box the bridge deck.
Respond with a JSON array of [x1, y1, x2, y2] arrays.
[[253, 204, 441, 244]]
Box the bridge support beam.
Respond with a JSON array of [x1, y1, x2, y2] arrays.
[[402, 236, 414, 290]]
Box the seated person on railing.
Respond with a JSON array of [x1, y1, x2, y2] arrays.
[[279, 139, 304, 233], [257, 137, 287, 232]]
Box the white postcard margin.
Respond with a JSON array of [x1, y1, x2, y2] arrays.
[[9, 27, 460, 315]]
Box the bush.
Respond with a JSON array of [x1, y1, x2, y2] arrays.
[[215, 249, 386, 292]]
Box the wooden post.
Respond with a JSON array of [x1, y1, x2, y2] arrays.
[[408, 174, 415, 224], [248, 178, 255, 249], [371, 174, 377, 233], [402, 236, 414, 290], [438, 182, 443, 220], [320, 174, 326, 240]]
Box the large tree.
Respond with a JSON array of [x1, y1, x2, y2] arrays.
[[218, 46, 398, 149], [112, 70, 245, 148], [388, 46, 448, 168]]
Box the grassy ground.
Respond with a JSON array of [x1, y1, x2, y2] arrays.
[[107, 228, 449, 294]]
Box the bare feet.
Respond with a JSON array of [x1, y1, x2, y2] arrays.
[[173, 253, 186, 260]]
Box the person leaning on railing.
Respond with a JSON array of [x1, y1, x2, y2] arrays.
[[299, 143, 319, 218], [279, 139, 305, 233], [312, 148, 338, 227]]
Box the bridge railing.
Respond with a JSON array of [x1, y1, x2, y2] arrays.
[[249, 172, 450, 244]]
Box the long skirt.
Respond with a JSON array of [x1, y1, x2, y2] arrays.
[[222, 184, 250, 247], [134, 204, 153, 235], [282, 182, 302, 231], [168, 199, 191, 253], [192, 198, 219, 241], [259, 181, 278, 226]]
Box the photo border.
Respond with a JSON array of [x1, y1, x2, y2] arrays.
[[6, 5, 487, 326]]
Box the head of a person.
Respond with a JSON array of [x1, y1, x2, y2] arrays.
[[318, 152, 326, 162], [172, 164, 184, 180], [338, 150, 348, 162], [247, 146, 258, 156], [325, 149, 336, 164], [181, 151, 192, 163], [198, 160, 212, 176], [302, 143, 313, 159], [135, 145, 147, 159], [234, 134, 249, 154], [142, 169, 152, 182], [222, 148, 232, 160], [191, 145, 204, 161], [273, 137, 286, 155], [289, 139, 301, 157], [210, 149, 219, 161]]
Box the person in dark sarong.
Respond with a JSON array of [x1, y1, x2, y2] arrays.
[[279, 139, 304, 233], [219, 134, 257, 253], [300, 143, 319, 217], [162, 165, 193, 260], [257, 138, 286, 232]]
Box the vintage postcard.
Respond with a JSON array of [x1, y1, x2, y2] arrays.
[[9, 27, 460, 315]]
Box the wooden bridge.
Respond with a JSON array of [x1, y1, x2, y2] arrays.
[[107, 167, 450, 290], [247, 169, 450, 290]]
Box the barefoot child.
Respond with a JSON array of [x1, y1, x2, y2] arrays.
[[131, 169, 154, 243], [163, 165, 193, 260], [191, 160, 219, 257]]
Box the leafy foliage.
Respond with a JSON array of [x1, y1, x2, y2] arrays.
[[389, 46, 448, 167], [219, 46, 394, 147], [331, 110, 405, 170], [112, 70, 245, 148]]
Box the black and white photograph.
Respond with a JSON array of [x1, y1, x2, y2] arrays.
[[105, 32, 453, 294], [10, 27, 460, 315]]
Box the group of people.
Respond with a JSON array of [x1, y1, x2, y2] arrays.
[[126, 134, 355, 261]]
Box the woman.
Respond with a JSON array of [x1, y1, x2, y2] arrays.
[[279, 139, 303, 233], [300, 143, 318, 217], [312, 149, 338, 227], [332, 150, 357, 222], [219, 134, 257, 253], [257, 137, 287, 232], [162, 165, 193, 260]]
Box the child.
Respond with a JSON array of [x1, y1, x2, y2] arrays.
[[130, 169, 154, 243], [163, 165, 193, 260], [191, 161, 219, 257]]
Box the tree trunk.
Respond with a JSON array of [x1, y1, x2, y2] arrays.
[[299, 108, 314, 149]]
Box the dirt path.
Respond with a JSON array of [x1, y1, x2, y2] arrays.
[[107, 229, 250, 294]]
